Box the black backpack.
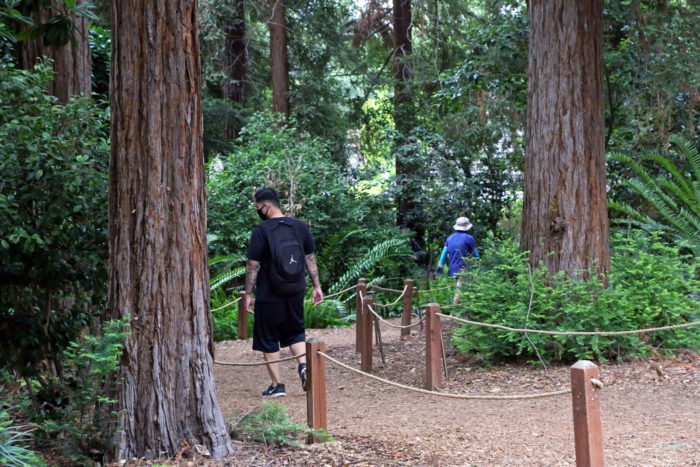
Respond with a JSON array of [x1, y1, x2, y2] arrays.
[[261, 219, 306, 296]]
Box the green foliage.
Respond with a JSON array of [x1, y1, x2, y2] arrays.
[[89, 24, 110, 98], [0, 409, 44, 467], [39, 316, 129, 464], [229, 401, 332, 447], [207, 112, 359, 256], [603, 1, 699, 151], [0, 62, 109, 378], [210, 286, 253, 342], [304, 298, 349, 329], [14, 0, 99, 46], [329, 238, 411, 295], [451, 231, 700, 363], [609, 135, 700, 255], [303, 236, 412, 328], [209, 254, 252, 341]]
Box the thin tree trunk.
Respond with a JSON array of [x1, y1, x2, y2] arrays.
[[268, 0, 289, 117], [521, 0, 610, 280], [108, 0, 233, 460], [17, 0, 91, 103], [223, 0, 247, 139]]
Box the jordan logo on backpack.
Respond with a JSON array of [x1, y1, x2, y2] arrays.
[[289, 255, 298, 264]]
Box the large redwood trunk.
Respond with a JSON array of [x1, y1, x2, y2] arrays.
[[17, 0, 91, 103], [521, 0, 610, 280], [268, 0, 289, 117], [223, 0, 247, 139], [393, 0, 424, 251], [108, 0, 233, 460]]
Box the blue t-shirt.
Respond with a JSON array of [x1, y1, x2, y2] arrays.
[[444, 232, 477, 277]]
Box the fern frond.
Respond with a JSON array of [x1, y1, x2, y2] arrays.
[[210, 266, 245, 290], [210, 254, 245, 266], [656, 179, 700, 216], [640, 152, 693, 197], [609, 201, 673, 232], [609, 135, 700, 255], [670, 134, 700, 183], [328, 238, 410, 294]]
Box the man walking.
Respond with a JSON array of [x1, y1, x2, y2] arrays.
[[435, 216, 479, 302], [243, 188, 323, 398]]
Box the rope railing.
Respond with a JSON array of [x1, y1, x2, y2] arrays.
[[211, 296, 242, 312], [373, 285, 409, 308], [436, 312, 700, 336], [368, 304, 424, 329], [367, 284, 405, 294], [318, 351, 571, 400], [416, 285, 455, 294], [215, 353, 305, 366], [320, 284, 359, 301]]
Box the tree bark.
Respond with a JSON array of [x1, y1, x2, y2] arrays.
[[521, 0, 610, 280], [108, 0, 233, 460], [268, 0, 289, 118], [393, 0, 424, 252], [17, 0, 91, 103], [223, 0, 247, 139]]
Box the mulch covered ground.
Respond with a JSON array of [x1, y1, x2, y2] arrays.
[[114, 319, 699, 466]]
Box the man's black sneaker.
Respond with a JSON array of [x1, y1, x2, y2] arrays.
[[261, 383, 286, 398], [299, 363, 307, 392]]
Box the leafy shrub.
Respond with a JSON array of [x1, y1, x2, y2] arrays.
[[451, 231, 700, 363], [229, 401, 332, 447], [38, 316, 129, 464], [0, 62, 109, 378]]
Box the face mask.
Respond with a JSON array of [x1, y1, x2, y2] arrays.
[[256, 205, 268, 220]]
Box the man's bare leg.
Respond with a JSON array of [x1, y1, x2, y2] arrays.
[[263, 351, 281, 385], [289, 341, 306, 365]]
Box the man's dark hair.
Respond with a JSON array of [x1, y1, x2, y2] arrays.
[[254, 188, 280, 207]]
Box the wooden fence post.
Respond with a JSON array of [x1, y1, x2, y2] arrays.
[[361, 296, 374, 373], [306, 338, 327, 443], [571, 360, 604, 467], [425, 303, 442, 390], [237, 293, 247, 340], [401, 279, 414, 338], [355, 278, 367, 353]]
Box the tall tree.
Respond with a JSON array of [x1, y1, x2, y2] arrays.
[[223, 0, 247, 139], [17, 0, 91, 103], [521, 0, 610, 279], [108, 0, 233, 459], [393, 0, 424, 252], [268, 0, 288, 117]]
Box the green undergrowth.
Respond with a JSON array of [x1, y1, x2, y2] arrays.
[[229, 401, 333, 447], [450, 230, 700, 364]]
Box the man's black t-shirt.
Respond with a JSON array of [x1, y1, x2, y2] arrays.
[[246, 217, 316, 303]]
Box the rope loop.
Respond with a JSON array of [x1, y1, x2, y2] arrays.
[[373, 285, 409, 308], [211, 296, 242, 312], [318, 351, 570, 400], [368, 304, 424, 329], [368, 284, 405, 294], [215, 352, 305, 366]]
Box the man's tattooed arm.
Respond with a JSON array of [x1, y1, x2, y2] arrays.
[[305, 253, 321, 288], [245, 259, 260, 295]]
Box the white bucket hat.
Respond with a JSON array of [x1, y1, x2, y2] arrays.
[[453, 216, 472, 232]]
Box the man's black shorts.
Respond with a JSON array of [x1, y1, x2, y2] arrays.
[[253, 300, 305, 353]]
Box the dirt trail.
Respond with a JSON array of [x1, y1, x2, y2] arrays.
[[214, 319, 700, 466]]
